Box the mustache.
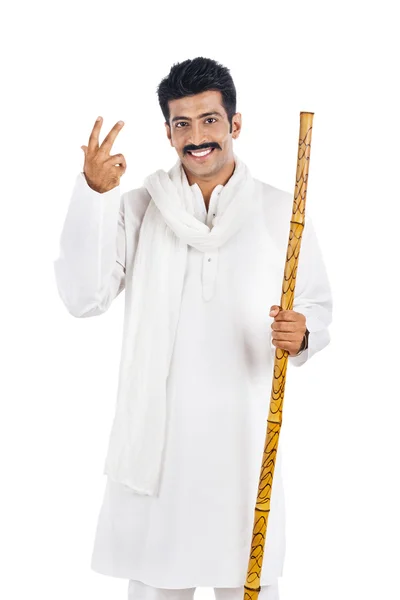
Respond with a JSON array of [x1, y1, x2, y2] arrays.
[[184, 142, 221, 154]]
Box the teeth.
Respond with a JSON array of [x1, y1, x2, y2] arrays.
[[190, 148, 213, 157]]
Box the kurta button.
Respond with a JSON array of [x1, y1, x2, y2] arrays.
[[208, 258, 211, 262]]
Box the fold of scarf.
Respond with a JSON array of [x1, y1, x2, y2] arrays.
[[103, 153, 258, 496]]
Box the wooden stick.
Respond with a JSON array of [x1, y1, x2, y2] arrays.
[[243, 111, 314, 600]]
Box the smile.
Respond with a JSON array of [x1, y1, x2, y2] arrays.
[[187, 148, 215, 160]]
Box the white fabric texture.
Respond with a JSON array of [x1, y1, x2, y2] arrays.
[[102, 154, 257, 496], [53, 157, 333, 588], [127, 578, 279, 600]]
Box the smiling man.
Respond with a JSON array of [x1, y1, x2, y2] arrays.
[[165, 89, 240, 207], [53, 57, 332, 600]]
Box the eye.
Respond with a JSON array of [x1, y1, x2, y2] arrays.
[[175, 118, 217, 128]]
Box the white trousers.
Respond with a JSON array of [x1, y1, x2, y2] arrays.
[[128, 579, 279, 600]]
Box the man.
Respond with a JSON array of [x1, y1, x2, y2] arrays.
[[53, 57, 332, 600]]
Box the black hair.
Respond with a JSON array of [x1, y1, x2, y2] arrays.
[[157, 57, 237, 133]]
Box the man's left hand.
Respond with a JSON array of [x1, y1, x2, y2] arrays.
[[269, 305, 307, 356]]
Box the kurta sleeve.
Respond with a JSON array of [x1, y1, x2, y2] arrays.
[[286, 213, 333, 367], [53, 172, 126, 318]]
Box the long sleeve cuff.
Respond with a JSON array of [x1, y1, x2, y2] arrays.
[[287, 310, 331, 367], [53, 172, 122, 316]]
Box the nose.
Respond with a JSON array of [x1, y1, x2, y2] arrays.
[[188, 121, 210, 148]]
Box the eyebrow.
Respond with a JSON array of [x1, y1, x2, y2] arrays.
[[171, 111, 223, 124]]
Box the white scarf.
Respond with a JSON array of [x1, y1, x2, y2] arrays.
[[103, 153, 258, 495]]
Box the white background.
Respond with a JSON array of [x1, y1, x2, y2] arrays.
[[1, 1, 398, 599]]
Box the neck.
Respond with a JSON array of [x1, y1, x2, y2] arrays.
[[182, 156, 236, 210]]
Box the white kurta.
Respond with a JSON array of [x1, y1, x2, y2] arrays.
[[53, 168, 332, 589]]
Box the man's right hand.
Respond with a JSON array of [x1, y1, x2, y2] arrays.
[[81, 117, 127, 193]]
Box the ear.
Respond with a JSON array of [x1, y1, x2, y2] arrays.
[[165, 122, 173, 146], [232, 112, 242, 139]]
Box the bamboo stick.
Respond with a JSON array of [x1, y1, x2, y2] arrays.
[[243, 112, 314, 600]]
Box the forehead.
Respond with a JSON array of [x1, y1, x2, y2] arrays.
[[168, 90, 226, 118]]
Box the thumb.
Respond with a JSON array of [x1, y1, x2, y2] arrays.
[[269, 305, 281, 317], [81, 145, 87, 155]]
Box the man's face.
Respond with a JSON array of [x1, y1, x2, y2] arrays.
[[165, 90, 241, 179]]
